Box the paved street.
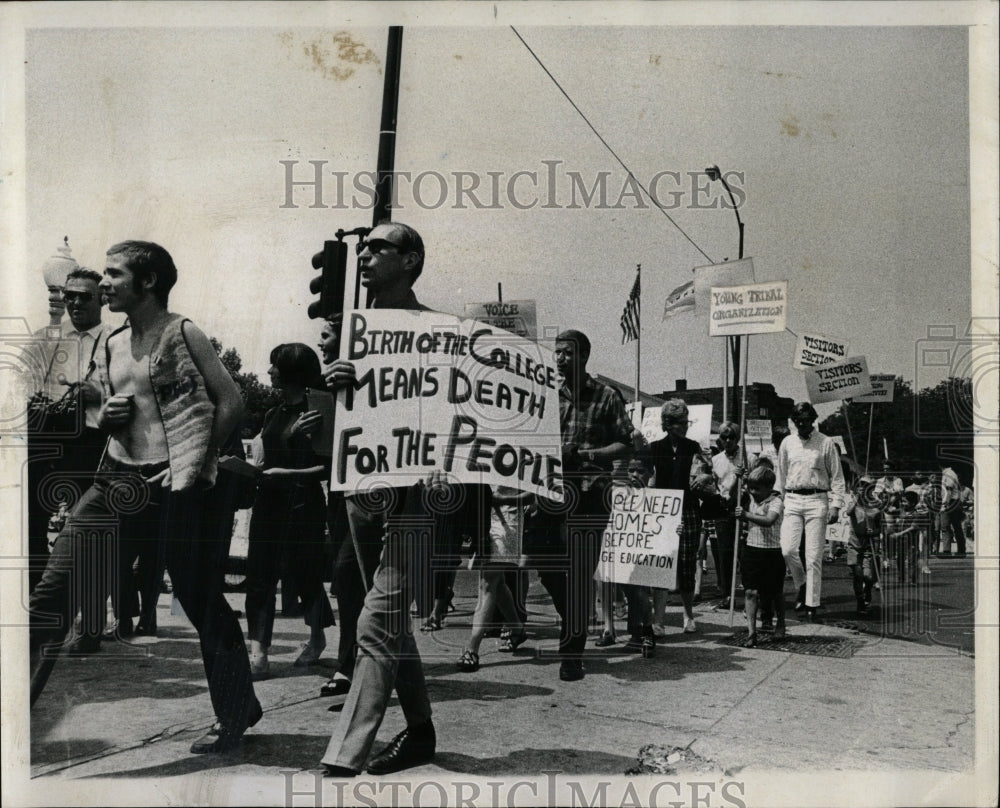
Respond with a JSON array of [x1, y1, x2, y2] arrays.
[[13, 545, 986, 807]]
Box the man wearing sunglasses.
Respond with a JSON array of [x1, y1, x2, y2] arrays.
[[321, 221, 440, 778], [22, 268, 109, 594]]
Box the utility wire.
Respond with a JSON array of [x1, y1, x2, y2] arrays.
[[511, 26, 713, 264]]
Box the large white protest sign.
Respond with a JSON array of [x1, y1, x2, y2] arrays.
[[594, 487, 683, 588], [855, 374, 897, 403], [464, 300, 537, 340], [794, 332, 851, 369], [709, 280, 788, 336], [692, 258, 755, 315], [804, 355, 874, 403], [331, 309, 563, 500]]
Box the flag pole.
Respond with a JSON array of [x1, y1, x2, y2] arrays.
[[864, 403, 874, 477], [635, 264, 641, 406]]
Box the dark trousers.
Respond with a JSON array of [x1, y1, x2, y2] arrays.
[[30, 460, 259, 729], [528, 486, 609, 660], [245, 483, 334, 648], [26, 428, 107, 593]]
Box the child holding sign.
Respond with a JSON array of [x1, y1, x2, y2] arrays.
[[734, 466, 785, 646]]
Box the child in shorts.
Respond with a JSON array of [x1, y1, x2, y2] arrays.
[[734, 465, 785, 646]]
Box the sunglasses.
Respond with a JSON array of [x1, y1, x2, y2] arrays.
[[359, 238, 402, 255], [62, 291, 96, 303]]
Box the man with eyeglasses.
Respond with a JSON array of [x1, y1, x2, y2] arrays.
[[22, 268, 110, 593], [776, 401, 846, 622], [321, 221, 443, 777]]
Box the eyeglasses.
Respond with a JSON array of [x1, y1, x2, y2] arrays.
[[359, 238, 402, 255], [62, 291, 95, 303]]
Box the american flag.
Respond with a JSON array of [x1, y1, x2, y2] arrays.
[[620, 268, 640, 344]]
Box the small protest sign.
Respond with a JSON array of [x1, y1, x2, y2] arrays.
[[330, 309, 563, 500], [464, 300, 537, 340], [709, 280, 787, 336], [794, 332, 850, 369], [855, 374, 897, 403], [826, 522, 851, 544], [804, 355, 874, 403], [745, 419, 772, 439], [594, 486, 683, 588]]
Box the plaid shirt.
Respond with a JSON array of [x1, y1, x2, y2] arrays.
[[559, 374, 633, 490]]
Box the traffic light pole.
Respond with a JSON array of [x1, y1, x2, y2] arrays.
[[367, 25, 404, 308]]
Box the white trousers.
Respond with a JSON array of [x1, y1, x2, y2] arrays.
[[780, 493, 829, 608]]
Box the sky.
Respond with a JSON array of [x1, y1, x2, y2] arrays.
[[6, 15, 989, 425]]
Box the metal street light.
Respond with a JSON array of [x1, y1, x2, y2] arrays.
[[705, 164, 745, 421]]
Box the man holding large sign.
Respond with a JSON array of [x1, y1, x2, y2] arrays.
[[321, 222, 565, 775]]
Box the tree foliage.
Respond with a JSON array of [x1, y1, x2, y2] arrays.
[[819, 376, 975, 484], [210, 337, 280, 438]]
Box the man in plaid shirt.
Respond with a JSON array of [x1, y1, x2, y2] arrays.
[[526, 329, 633, 682]]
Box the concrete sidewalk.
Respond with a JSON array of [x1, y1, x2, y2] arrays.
[[20, 572, 980, 805]]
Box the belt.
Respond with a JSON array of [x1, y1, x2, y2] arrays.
[[786, 488, 828, 496], [99, 456, 170, 477]]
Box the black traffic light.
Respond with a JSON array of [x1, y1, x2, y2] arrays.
[[308, 240, 348, 320]]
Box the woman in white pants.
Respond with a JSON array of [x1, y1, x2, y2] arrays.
[[776, 402, 846, 622]]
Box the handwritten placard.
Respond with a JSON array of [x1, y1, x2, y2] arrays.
[[331, 309, 563, 500], [594, 487, 683, 588], [708, 280, 787, 336]]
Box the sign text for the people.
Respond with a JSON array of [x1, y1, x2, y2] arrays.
[[594, 487, 683, 588], [804, 355, 874, 403], [793, 332, 851, 369], [330, 309, 563, 500], [708, 280, 787, 336]]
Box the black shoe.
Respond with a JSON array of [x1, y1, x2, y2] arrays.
[[102, 618, 133, 640], [760, 618, 774, 632], [794, 585, 806, 611], [190, 701, 263, 754], [320, 676, 351, 698], [134, 621, 157, 637], [857, 600, 869, 615], [323, 764, 359, 778], [322, 677, 351, 710], [623, 636, 644, 653], [366, 721, 436, 775], [805, 608, 824, 624], [559, 660, 585, 682], [641, 635, 656, 659], [66, 635, 101, 656]]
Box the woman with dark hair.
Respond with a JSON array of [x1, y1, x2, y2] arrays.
[[245, 343, 335, 678]]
